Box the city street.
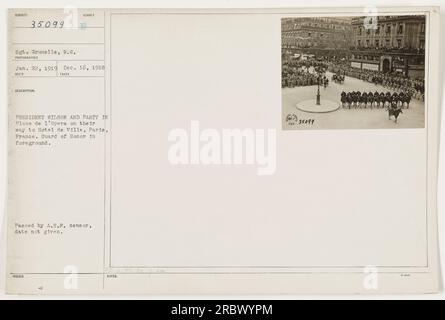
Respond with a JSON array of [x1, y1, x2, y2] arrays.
[[282, 71, 425, 130]]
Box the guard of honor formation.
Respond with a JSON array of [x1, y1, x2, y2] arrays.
[[340, 91, 410, 123]]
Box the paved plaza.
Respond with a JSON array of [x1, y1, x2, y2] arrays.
[[282, 72, 425, 130]]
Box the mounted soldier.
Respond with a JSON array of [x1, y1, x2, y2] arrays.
[[389, 98, 403, 123]]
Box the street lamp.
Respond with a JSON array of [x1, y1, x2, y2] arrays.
[[315, 65, 323, 105], [316, 76, 321, 105]]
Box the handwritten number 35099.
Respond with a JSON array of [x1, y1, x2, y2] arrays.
[[31, 20, 65, 28]]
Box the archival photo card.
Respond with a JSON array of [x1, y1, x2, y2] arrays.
[[5, 7, 440, 295]]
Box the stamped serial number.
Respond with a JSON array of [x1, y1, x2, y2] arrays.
[[285, 113, 315, 126]]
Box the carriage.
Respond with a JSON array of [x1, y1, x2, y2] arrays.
[[331, 74, 344, 84]]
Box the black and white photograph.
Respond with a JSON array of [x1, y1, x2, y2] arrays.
[[282, 15, 426, 129]]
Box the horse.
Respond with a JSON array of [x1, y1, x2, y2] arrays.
[[388, 106, 403, 123]]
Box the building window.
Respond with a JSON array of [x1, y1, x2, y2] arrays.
[[386, 25, 391, 34], [376, 26, 380, 34], [375, 39, 379, 47], [385, 39, 390, 47], [357, 39, 361, 47], [397, 39, 402, 48], [366, 39, 370, 47], [397, 24, 403, 34]]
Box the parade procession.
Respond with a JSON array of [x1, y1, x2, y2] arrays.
[[281, 16, 426, 129]]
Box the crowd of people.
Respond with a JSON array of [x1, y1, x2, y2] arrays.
[[282, 60, 329, 88], [282, 55, 425, 100]]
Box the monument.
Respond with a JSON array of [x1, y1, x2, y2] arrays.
[[296, 66, 340, 113]]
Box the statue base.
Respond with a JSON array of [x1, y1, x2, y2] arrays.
[[296, 99, 340, 113]]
